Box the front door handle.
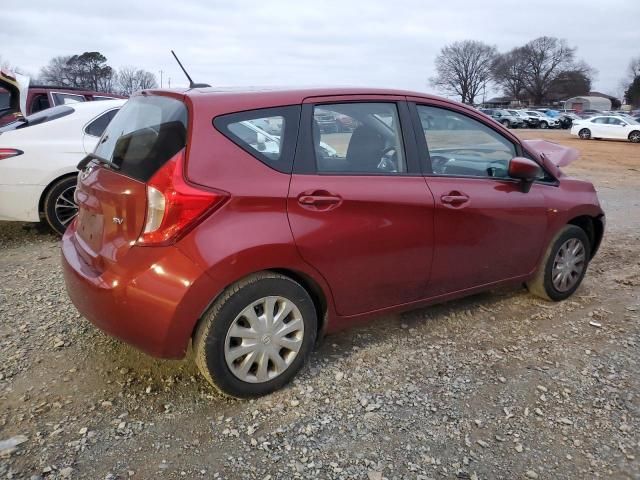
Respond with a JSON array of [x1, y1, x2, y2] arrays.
[[441, 192, 469, 207], [297, 191, 342, 210]]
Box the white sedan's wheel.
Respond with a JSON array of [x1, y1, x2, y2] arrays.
[[629, 131, 640, 143], [578, 128, 591, 140]]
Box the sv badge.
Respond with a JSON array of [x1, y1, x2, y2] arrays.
[[112, 217, 124, 225]]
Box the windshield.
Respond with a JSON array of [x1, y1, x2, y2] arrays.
[[94, 95, 187, 182], [0, 105, 75, 133]]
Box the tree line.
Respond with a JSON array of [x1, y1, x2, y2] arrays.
[[431, 36, 638, 108], [2, 52, 158, 96]]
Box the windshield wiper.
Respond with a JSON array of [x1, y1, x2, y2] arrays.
[[77, 152, 120, 171]]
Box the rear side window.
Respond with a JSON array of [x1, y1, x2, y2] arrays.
[[94, 95, 187, 182], [85, 109, 119, 137], [214, 106, 301, 173]]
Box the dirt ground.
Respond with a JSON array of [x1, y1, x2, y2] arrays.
[[0, 130, 639, 480]]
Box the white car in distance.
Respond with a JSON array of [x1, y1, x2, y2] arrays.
[[0, 99, 125, 234], [571, 115, 640, 143]]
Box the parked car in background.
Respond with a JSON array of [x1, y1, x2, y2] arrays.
[[480, 108, 524, 128], [571, 115, 640, 143], [0, 70, 123, 127], [63, 87, 604, 398], [524, 111, 559, 129], [0, 99, 125, 233], [507, 110, 537, 128]]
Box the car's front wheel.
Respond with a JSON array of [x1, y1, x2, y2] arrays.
[[194, 272, 317, 398], [526, 225, 591, 301], [43, 176, 78, 235], [578, 128, 591, 140], [501, 119, 510, 128], [629, 130, 640, 143], [540, 121, 548, 129]]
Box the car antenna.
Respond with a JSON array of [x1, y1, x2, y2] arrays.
[[171, 50, 211, 89]]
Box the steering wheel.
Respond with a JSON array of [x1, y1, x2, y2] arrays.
[[377, 146, 399, 172], [429, 155, 450, 173]]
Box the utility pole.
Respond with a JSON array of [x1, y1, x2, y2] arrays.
[[159, 70, 164, 88]]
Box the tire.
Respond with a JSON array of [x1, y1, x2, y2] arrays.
[[629, 130, 640, 143], [578, 128, 591, 140], [501, 120, 510, 128], [194, 272, 318, 398], [540, 121, 548, 129], [526, 225, 591, 302], [43, 176, 78, 235]]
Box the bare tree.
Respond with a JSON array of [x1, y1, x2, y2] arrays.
[[492, 47, 528, 102], [520, 37, 576, 105], [117, 66, 158, 96], [430, 40, 497, 104], [628, 56, 640, 79]]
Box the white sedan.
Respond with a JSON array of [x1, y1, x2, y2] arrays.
[[0, 99, 125, 234], [571, 115, 640, 143]]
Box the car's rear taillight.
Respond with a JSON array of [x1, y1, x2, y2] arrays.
[[137, 149, 228, 246], [0, 148, 23, 160]]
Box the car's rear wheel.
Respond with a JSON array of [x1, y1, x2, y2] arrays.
[[629, 130, 640, 143], [526, 225, 591, 301], [194, 272, 317, 398], [43, 176, 78, 235], [578, 128, 591, 140]]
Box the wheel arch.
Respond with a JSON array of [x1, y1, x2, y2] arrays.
[[567, 215, 604, 259], [38, 171, 78, 217], [190, 266, 331, 346]]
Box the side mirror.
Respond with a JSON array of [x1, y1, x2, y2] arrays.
[[508, 156, 543, 193]]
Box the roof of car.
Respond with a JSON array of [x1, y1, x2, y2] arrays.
[[143, 86, 447, 102]]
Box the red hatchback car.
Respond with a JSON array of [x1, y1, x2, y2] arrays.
[[62, 87, 604, 398]]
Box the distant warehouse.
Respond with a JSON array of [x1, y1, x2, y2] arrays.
[[564, 95, 612, 112]]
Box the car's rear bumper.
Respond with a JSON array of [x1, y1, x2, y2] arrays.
[[0, 184, 42, 222], [61, 223, 214, 359]]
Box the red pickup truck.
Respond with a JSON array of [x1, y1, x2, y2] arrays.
[[0, 70, 123, 126]]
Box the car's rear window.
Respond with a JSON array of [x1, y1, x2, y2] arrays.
[[0, 105, 75, 133], [94, 95, 187, 182]]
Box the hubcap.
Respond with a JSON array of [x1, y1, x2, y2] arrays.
[[552, 238, 586, 292], [579, 129, 590, 139], [55, 186, 78, 226], [630, 132, 640, 143], [224, 296, 304, 383]]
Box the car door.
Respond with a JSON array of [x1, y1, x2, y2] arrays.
[[287, 97, 435, 317], [606, 117, 628, 139], [408, 100, 549, 296], [588, 117, 610, 138]]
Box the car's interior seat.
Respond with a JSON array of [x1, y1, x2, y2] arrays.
[[345, 125, 385, 172]]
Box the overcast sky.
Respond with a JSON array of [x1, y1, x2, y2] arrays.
[[1, 0, 637, 99]]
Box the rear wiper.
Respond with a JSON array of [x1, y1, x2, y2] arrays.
[[77, 153, 120, 171]]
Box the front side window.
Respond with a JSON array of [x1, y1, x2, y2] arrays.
[[214, 106, 300, 173], [312, 103, 406, 174], [417, 105, 516, 178]]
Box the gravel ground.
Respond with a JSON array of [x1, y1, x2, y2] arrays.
[[1, 131, 639, 479]]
